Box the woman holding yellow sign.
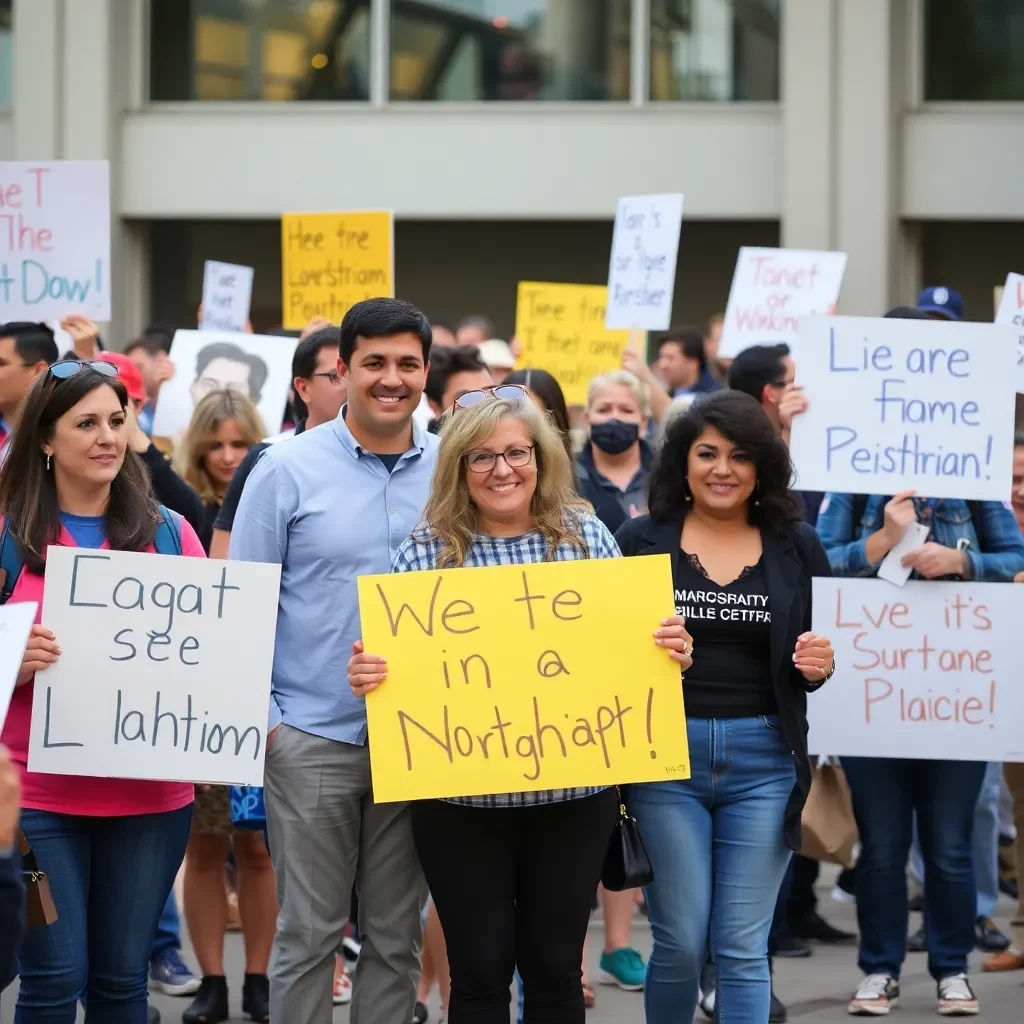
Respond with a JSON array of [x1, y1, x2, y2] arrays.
[[616, 389, 835, 1024], [348, 387, 692, 1024]]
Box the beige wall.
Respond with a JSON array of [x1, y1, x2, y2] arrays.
[[149, 218, 780, 348]]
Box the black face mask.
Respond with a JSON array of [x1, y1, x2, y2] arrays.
[[590, 419, 640, 455]]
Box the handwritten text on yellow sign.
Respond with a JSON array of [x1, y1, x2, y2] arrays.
[[515, 282, 634, 405], [281, 210, 393, 329], [358, 556, 689, 802]]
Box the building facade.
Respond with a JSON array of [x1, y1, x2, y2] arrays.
[[2, 0, 1022, 344]]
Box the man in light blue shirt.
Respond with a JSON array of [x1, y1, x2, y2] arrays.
[[230, 298, 438, 1024]]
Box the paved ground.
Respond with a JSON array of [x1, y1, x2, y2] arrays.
[[2, 878, 1021, 1022]]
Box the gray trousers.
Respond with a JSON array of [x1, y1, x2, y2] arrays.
[[264, 724, 427, 1024]]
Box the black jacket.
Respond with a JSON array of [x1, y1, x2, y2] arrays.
[[0, 851, 24, 991], [614, 514, 832, 851]]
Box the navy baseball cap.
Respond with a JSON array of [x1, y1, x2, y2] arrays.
[[916, 286, 963, 321]]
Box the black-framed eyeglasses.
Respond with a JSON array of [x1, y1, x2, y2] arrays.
[[311, 370, 342, 385], [48, 359, 118, 382], [453, 384, 528, 411], [465, 445, 535, 474]]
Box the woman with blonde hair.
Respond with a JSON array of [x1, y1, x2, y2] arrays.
[[173, 389, 265, 555], [173, 388, 274, 1024], [348, 386, 693, 1024]]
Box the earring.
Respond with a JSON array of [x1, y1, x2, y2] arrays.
[[753, 482, 760, 507], [46, 454, 51, 471]]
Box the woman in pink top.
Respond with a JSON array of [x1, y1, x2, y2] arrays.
[[0, 359, 200, 1022]]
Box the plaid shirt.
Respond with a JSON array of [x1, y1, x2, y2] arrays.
[[391, 512, 620, 809]]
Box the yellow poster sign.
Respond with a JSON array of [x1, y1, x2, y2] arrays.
[[357, 555, 689, 803], [514, 282, 634, 405], [281, 210, 394, 329]]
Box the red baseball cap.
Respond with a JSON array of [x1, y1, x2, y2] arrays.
[[98, 351, 147, 404]]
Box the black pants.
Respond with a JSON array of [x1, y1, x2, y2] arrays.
[[412, 789, 619, 1024]]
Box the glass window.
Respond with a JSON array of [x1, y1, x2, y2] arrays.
[[650, 0, 779, 101], [925, 0, 1024, 101], [0, 1, 11, 107], [390, 0, 631, 101], [150, 0, 371, 101]]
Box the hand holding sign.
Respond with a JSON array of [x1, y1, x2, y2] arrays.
[[18, 624, 60, 686], [882, 491, 919, 547], [793, 632, 834, 682], [654, 616, 693, 669]]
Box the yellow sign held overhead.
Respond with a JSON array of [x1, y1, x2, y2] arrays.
[[281, 210, 393, 329], [357, 555, 689, 803], [514, 282, 634, 405]]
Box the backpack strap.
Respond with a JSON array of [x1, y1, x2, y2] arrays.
[[153, 506, 183, 556], [0, 518, 24, 605], [966, 499, 986, 551], [851, 494, 870, 535]]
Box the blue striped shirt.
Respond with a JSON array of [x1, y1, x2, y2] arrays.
[[391, 511, 620, 808]]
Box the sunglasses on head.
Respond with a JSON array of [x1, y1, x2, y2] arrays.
[[453, 384, 528, 411], [48, 359, 119, 382]]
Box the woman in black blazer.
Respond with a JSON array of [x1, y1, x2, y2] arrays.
[[615, 391, 834, 1024]]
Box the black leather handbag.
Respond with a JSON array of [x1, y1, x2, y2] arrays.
[[601, 787, 654, 891]]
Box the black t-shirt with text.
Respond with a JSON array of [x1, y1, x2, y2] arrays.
[[674, 552, 776, 719]]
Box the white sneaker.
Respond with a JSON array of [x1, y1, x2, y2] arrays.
[[333, 958, 353, 1005], [849, 974, 900, 1016], [937, 973, 978, 1016]]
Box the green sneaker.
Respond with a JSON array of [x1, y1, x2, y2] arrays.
[[599, 947, 646, 991]]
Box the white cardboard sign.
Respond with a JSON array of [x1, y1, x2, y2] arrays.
[[28, 548, 280, 785], [605, 193, 684, 331], [717, 247, 847, 359], [0, 161, 111, 322], [789, 316, 1016, 502], [200, 260, 255, 334], [0, 602, 38, 729], [994, 271, 1024, 393], [809, 578, 1024, 762], [152, 329, 298, 440]]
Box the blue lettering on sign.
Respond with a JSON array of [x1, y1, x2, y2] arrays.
[[19, 258, 105, 306], [820, 327, 995, 483]]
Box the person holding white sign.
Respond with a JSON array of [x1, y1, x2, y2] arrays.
[[0, 359, 205, 1021], [814, 310, 1024, 1018]]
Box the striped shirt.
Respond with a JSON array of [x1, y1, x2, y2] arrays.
[[391, 511, 620, 809]]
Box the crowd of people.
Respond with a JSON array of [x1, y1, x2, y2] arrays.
[[0, 281, 1020, 1024]]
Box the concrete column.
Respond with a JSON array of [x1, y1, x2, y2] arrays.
[[833, 0, 906, 316], [780, 0, 836, 251], [12, 0, 61, 159]]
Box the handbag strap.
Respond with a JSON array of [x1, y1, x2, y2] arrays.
[[17, 828, 42, 875]]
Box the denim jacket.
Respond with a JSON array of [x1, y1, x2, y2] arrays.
[[816, 494, 1024, 582]]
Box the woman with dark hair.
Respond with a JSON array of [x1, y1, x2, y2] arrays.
[[0, 360, 203, 1021], [503, 368, 573, 465], [615, 390, 835, 1024]]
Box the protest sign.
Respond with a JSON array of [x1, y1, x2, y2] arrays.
[[994, 271, 1024, 393], [717, 247, 847, 359], [357, 555, 688, 803], [0, 602, 37, 728], [0, 161, 110, 322], [809, 578, 1024, 762], [281, 210, 393, 330], [151, 328, 299, 440], [28, 548, 280, 784], [515, 282, 631, 406], [788, 316, 1016, 502], [605, 193, 684, 331], [200, 260, 254, 333]]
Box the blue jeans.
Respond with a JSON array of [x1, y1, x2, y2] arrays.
[[15, 804, 192, 1023], [907, 760, 1003, 919], [629, 716, 795, 1024], [842, 757, 984, 981], [151, 891, 181, 961]]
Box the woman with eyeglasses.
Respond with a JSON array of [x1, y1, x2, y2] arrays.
[[347, 387, 693, 1024], [0, 359, 203, 1021]]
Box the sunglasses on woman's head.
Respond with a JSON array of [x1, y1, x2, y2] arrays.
[[48, 359, 119, 382], [453, 384, 528, 411]]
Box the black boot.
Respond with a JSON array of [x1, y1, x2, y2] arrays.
[[242, 973, 270, 1023], [769, 988, 788, 1023], [182, 976, 229, 1024]]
